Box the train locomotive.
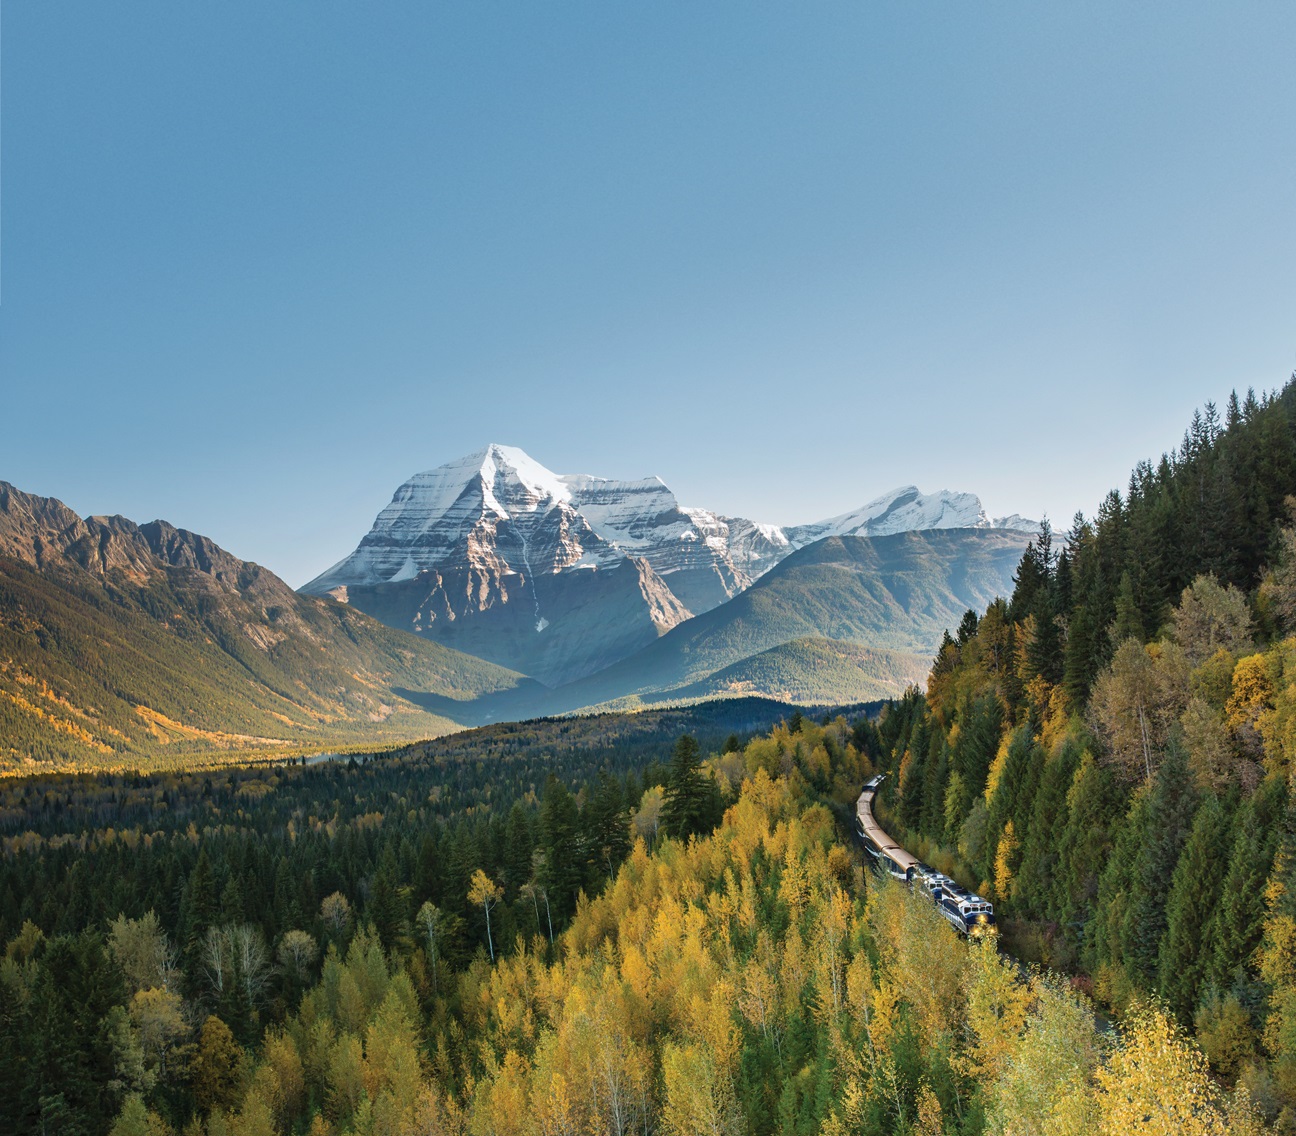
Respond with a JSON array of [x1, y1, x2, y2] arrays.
[[855, 775, 998, 941]]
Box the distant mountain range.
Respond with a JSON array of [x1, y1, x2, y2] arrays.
[[463, 527, 1030, 719], [0, 455, 1036, 770], [302, 444, 1035, 684]]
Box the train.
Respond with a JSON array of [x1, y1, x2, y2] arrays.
[[855, 774, 998, 940]]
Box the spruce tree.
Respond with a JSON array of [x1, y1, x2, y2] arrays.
[[368, 848, 408, 954], [1054, 751, 1124, 947], [1110, 570, 1144, 645], [584, 773, 632, 880], [502, 801, 535, 897], [1013, 740, 1081, 921], [1124, 744, 1198, 987], [661, 735, 718, 841], [1206, 777, 1287, 990], [1157, 793, 1231, 1019], [538, 777, 583, 922], [954, 695, 1002, 801], [1089, 787, 1151, 974]]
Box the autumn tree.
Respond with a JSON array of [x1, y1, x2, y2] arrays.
[[467, 870, 504, 962], [108, 912, 175, 995], [191, 1015, 242, 1115]]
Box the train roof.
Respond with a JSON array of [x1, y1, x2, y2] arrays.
[[856, 782, 919, 871]]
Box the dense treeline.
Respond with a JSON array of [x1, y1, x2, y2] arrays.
[[2, 714, 1265, 1136], [0, 698, 813, 848], [0, 701, 806, 1133], [867, 378, 1296, 1125]]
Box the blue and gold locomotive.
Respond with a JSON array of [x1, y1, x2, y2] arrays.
[[856, 775, 997, 941]]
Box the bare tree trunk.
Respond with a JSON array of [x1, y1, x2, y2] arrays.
[[1137, 699, 1152, 781]]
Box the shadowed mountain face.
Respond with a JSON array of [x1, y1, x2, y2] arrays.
[[546, 529, 1032, 710], [302, 444, 1035, 685], [0, 482, 530, 771], [333, 555, 691, 686]]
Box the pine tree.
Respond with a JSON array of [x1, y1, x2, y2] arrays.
[[1124, 744, 1198, 987], [661, 735, 720, 842], [1207, 777, 1287, 990], [1157, 793, 1231, 1019]]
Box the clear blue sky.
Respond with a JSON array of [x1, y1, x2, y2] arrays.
[[3, 2, 1293, 586]]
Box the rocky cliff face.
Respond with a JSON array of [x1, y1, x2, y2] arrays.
[[302, 445, 1037, 685]]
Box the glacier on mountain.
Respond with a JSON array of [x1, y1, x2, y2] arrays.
[[302, 445, 1035, 615]]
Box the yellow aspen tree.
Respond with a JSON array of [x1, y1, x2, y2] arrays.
[[778, 826, 809, 921], [844, 952, 900, 1062], [914, 1081, 943, 1136], [261, 1030, 305, 1126], [228, 1091, 275, 1136], [364, 988, 424, 1118], [994, 820, 1019, 901], [108, 1095, 171, 1136], [531, 1047, 578, 1136], [988, 975, 1101, 1136], [481, 1049, 534, 1136], [192, 1016, 243, 1116], [1225, 653, 1274, 732], [811, 886, 852, 1019], [326, 1034, 365, 1122], [737, 954, 779, 1050], [1094, 1002, 1229, 1136], [129, 987, 192, 1084], [661, 1042, 739, 1136], [778, 925, 808, 1015], [961, 940, 1030, 1083], [468, 869, 504, 963]]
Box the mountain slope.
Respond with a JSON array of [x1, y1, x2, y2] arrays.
[[553, 528, 1031, 707], [302, 444, 1035, 684], [0, 482, 530, 771], [332, 553, 690, 686], [666, 637, 931, 705]]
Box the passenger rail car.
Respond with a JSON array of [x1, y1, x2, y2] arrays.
[[855, 775, 997, 940]]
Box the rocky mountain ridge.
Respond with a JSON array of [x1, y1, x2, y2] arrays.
[[0, 481, 529, 770], [301, 445, 1035, 682]]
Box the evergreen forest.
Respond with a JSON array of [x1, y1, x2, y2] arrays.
[[869, 378, 1296, 1125]]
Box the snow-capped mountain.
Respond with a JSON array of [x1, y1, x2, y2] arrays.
[[301, 445, 1035, 684], [785, 485, 1034, 546]]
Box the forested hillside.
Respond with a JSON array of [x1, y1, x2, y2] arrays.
[[552, 528, 1029, 711], [867, 379, 1296, 1125], [0, 715, 1262, 1135]]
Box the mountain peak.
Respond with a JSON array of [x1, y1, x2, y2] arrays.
[[302, 448, 1035, 622]]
